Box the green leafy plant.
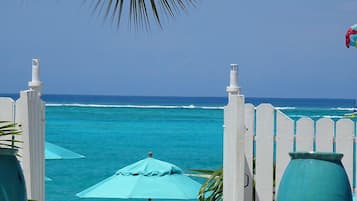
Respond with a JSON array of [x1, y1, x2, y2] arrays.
[[0, 121, 22, 149], [88, 0, 198, 30], [190, 167, 223, 201], [189, 158, 274, 201]]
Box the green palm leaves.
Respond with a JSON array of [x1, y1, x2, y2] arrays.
[[91, 0, 197, 29], [190, 167, 223, 201], [0, 121, 22, 149]]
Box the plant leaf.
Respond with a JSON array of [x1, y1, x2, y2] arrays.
[[90, 0, 197, 30], [0, 121, 22, 149]]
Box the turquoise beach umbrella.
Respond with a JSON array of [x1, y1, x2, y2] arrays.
[[45, 142, 85, 160], [45, 142, 84, 182], [76, 152, 201, 200]]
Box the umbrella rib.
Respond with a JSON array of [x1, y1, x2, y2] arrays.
[[127, 174, 143, 199], [169, 175, 193, 199]]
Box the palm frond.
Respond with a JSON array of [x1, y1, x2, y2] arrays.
[[0, 122, 18, 129], [91, 0, 198, 30], [0, 140, 23, 143], [185, 173, 211, 179], [0, 121, 22, 149], [0, 143, 22, 149], [189, 169, 216, 175], [191, 167, 223, 201]]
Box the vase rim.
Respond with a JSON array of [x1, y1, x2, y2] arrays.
[[289, 152, 343, 161]]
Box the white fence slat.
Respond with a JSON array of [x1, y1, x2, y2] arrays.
[[336, 119, 354, 191], [275, 110, 294, 199], [244, 104, 254, 201], [316, 118, 334, 152], [0, 98, 15, 121], [295, 118, 314, 152], [255, 104, 275, 201]]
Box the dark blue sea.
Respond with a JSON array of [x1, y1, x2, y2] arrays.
[[3, 94, 356, 201]]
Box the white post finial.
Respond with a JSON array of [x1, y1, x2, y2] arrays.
[[223, 63, 245, 201], [28, 59, 42, 96], [226, 64, 240, 95]]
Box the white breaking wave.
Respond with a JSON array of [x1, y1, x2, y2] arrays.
[[289, 114, 344, 119], [201, 106, 224, 110], [335, 107, 357, 111], [46, 103, 224, 110], [288, 115, 308, 118], [275, 107, 296, 110], [321, 115, 344, 119]]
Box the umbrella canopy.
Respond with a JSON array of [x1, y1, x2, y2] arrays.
[[45, 142, 85, 160], [76, 153, 201, 200]]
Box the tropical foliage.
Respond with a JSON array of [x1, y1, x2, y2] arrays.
[[191, 167, 223, 201], [0, 121, 22, 149], [191, 158, 276, 201], [90, 0, 198, 29]]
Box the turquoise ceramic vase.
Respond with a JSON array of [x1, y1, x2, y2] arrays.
[[277, 152, 352, 201], [0, 148, 27, 201]]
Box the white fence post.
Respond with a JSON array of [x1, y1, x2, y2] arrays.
[[16, 59, 45, 201], [223, 64, 245, 201], [244, 104, 255, 201]]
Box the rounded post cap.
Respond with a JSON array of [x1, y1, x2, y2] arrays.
[[230, 64, 238, 70]]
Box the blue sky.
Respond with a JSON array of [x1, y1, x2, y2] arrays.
[[1, 0, 357, 98]]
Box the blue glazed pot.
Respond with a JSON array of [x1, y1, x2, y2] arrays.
[[277, 152, 352, 201], [0, 148, 27, 201]]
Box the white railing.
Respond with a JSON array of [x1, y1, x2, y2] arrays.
[[223, 64, 356, 201], [0, 59, 45, 201]]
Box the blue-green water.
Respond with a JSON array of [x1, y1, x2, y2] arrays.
[[33, 95, 356, 201]]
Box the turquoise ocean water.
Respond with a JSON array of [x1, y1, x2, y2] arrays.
[[5, 94, 357, 201]]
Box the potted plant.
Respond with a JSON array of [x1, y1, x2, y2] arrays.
[[277, 152, 352, 201], [0, 120, 27, 201]]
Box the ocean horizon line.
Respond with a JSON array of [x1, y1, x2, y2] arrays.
[[0, 93, 355, 101], [0, 93, 226, 99]]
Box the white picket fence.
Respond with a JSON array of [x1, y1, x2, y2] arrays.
[[244, 103, 355, 201], [0, 59, 45, 201], [223, 64, 356, 201]]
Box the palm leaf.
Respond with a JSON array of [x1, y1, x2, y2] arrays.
[[0, 140, 23, 143], [90, 0, 197, 29], [0, 129, 22, 134], [0, 121, 22, 149], [0, 143, 22, 149], [0, 122, 18, 129], [189, 169, 216, 175], [191, 167, 223, 201]]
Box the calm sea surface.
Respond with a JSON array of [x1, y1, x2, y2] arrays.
[[4, 94, 356, 201]]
